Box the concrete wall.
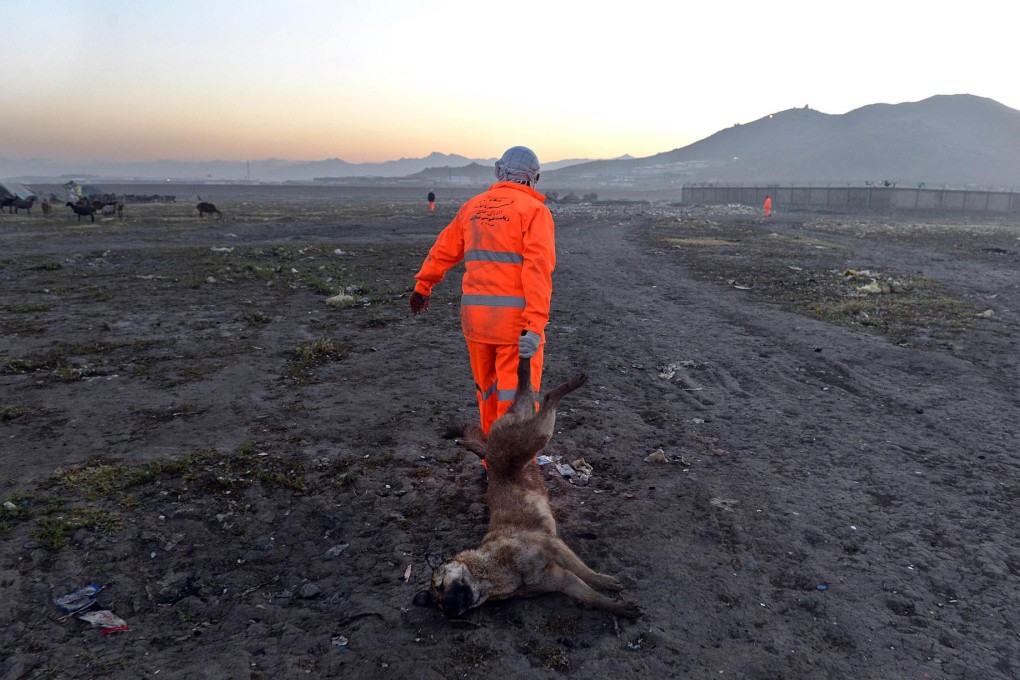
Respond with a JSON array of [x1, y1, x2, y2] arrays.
[[681, 185, 1020, 215]]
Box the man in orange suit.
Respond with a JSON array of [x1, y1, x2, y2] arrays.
[[410, 146, 555, 439]]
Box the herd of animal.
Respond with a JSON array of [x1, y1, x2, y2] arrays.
[[0, 196, 223, 221]]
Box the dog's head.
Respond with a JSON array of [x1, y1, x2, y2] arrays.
[[413, 558, 482, 617]]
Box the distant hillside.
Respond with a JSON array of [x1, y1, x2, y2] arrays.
[[544, 94, 1020, 190], [0, 152, 595, 184], [5, 95, 1017, 189], [0, 152, 487, 183]]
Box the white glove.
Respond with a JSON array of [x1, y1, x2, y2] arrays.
[[519, 331, 541, 359]]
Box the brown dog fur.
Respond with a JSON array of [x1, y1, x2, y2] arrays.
[[418, 358, 640, 619]]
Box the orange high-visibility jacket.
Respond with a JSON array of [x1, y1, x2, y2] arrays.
[[413, 181, 555, 344]]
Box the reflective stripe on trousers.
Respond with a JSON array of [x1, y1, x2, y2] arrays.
[[466, 339, 544, 435], [462, 294, 526, 308]]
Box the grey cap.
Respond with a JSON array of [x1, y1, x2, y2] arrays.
[[494, 146, 540, 185]]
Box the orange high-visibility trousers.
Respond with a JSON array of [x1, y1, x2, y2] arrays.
[[428, 201, 435, 213], [467, 338, 544, 435]]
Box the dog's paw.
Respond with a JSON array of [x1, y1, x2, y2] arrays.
[[442, 423, 467, 439], [566, 373, 588, 390], [590, 573, 625, 591], [611, 600, 642, 620]]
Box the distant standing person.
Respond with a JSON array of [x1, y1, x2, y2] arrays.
[[763, 195, 773, 218], [427, 190, 436, 214], [409, 146, 555, 441]]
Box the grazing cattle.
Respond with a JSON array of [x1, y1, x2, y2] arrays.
[[66, 201, 95, 223], [0, 197, 13, 214], [197, 201, 222, 218], [13, 196, 37, 214], [41, 200, 53, 217]]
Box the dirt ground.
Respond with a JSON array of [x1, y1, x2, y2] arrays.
[[1, 187, 1019, 679]]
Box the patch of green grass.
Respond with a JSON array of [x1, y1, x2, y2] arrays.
[[0, 496, 32, 533], [54, 450, 220, 500], [243, 311, 273, 325], [1, 405, 28, 422], [33, 507, 123, 549], [535, 646, 570, 672], [130, 403, 202, 422], [662, 236, 740, 247], [286, 338, 350, 382], [52, 365, 102, 382], [5, 303, 53, 313], [331, 471, 358, 489], [306, 276, 336, 296]]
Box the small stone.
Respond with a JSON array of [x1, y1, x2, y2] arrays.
[[324, 543, 350, 559]]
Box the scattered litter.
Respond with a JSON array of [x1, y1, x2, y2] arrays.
[[210, 246, 234, 253], [816, 584, 829, 591], [54, 584, 105, 614], [569, 458, 593, 486], [403, 564, 412, 583], [658, 360, 701, 379], [79, 610, 129, 635], [334, 249, 348, 256], [644, 449, 670, 464], [3, 501, 16, 511], [787, 265, 803, 271], [711, 448, 726, 457], [536, 455, 554, 466], [326, 293, 356, 308], [976, 309, 995, 318], [332, 635, 349, 650], [729, 281, 754, 290], [857, 280, 888, 295], [555, 463, 575, 478], [710, 497, 738, 512]]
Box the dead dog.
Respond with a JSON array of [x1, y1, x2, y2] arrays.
[[415, 357, 640, 619]]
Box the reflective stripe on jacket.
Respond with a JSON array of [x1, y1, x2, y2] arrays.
[[413, 181, 555, 344]]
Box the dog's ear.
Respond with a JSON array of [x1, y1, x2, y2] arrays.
[[440, 581, 474, 617], [412, 589, 433, 607]]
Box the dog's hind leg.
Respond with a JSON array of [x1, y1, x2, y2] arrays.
[[542, 563, 642, 619], [443, 422, 487, 460], [540, 535, 624, 591]]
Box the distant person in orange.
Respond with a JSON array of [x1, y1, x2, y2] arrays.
[[763, 195, 773, 218], [427, 190, 436, 214], [410, 146, 555, 440]]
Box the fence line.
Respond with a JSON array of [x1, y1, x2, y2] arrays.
[[681, 185, 1020, 214]]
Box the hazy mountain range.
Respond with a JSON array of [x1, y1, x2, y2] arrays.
[[544, 94, 1020, 190], [3, 94, 1018, 189], [0, 152, 594, 184]]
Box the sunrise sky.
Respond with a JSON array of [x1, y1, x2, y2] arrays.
[[4, 0, 1017, 166]]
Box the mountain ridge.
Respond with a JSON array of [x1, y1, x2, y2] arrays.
[[4, 95, 1018, 189]]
